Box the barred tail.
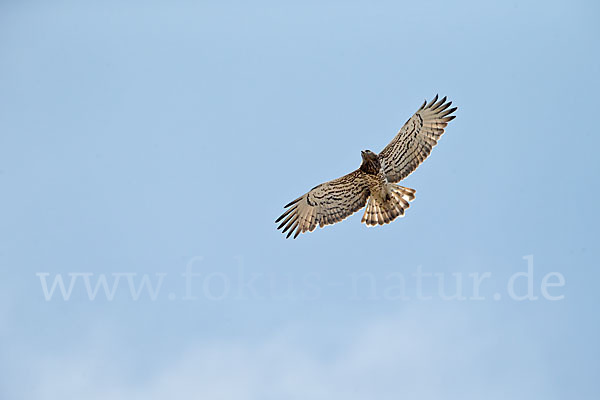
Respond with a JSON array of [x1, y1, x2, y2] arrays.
[[361, 185, 416, 226]]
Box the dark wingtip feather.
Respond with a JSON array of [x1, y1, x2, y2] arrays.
[[284, 197, 302, 208], [275, 206, 297, 223], [429, 94, 439, 106], [437, 100, 452, 112], [281, 219, 295, 234], [277, 213, 295, 230], [443, 106, 458, 116], [433, 96, 447, 109]]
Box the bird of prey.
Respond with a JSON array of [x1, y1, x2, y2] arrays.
[[276, 95, 457, 239]]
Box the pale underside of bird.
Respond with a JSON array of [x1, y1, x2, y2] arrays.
[[276, 95, 457, 239]]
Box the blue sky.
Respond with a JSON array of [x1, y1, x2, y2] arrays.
[[1, 0, 599, 398]]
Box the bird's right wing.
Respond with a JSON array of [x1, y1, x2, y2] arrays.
[[378, 95, 457, 183], [276, 170, 370, 239]]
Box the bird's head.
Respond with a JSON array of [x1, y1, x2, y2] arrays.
[[361, 150, 377, 162], [360, 150, 381, 174]]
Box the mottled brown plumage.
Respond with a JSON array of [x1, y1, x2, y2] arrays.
[[276, 95, 457, 239]]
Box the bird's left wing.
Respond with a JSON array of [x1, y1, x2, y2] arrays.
[[276, 170, 370, 239], [378, 95, 457, 183]]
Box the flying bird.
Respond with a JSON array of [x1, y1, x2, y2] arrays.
[[276, 95, 457, 239]]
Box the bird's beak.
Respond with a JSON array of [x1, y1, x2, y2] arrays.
[[361, 150, 366, 157]]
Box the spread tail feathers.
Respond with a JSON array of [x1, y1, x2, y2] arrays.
[[361, 185, 416, 226]]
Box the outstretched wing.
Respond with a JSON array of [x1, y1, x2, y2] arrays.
[[275, 170, 370, 239], [378, 95, 457, 183]]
